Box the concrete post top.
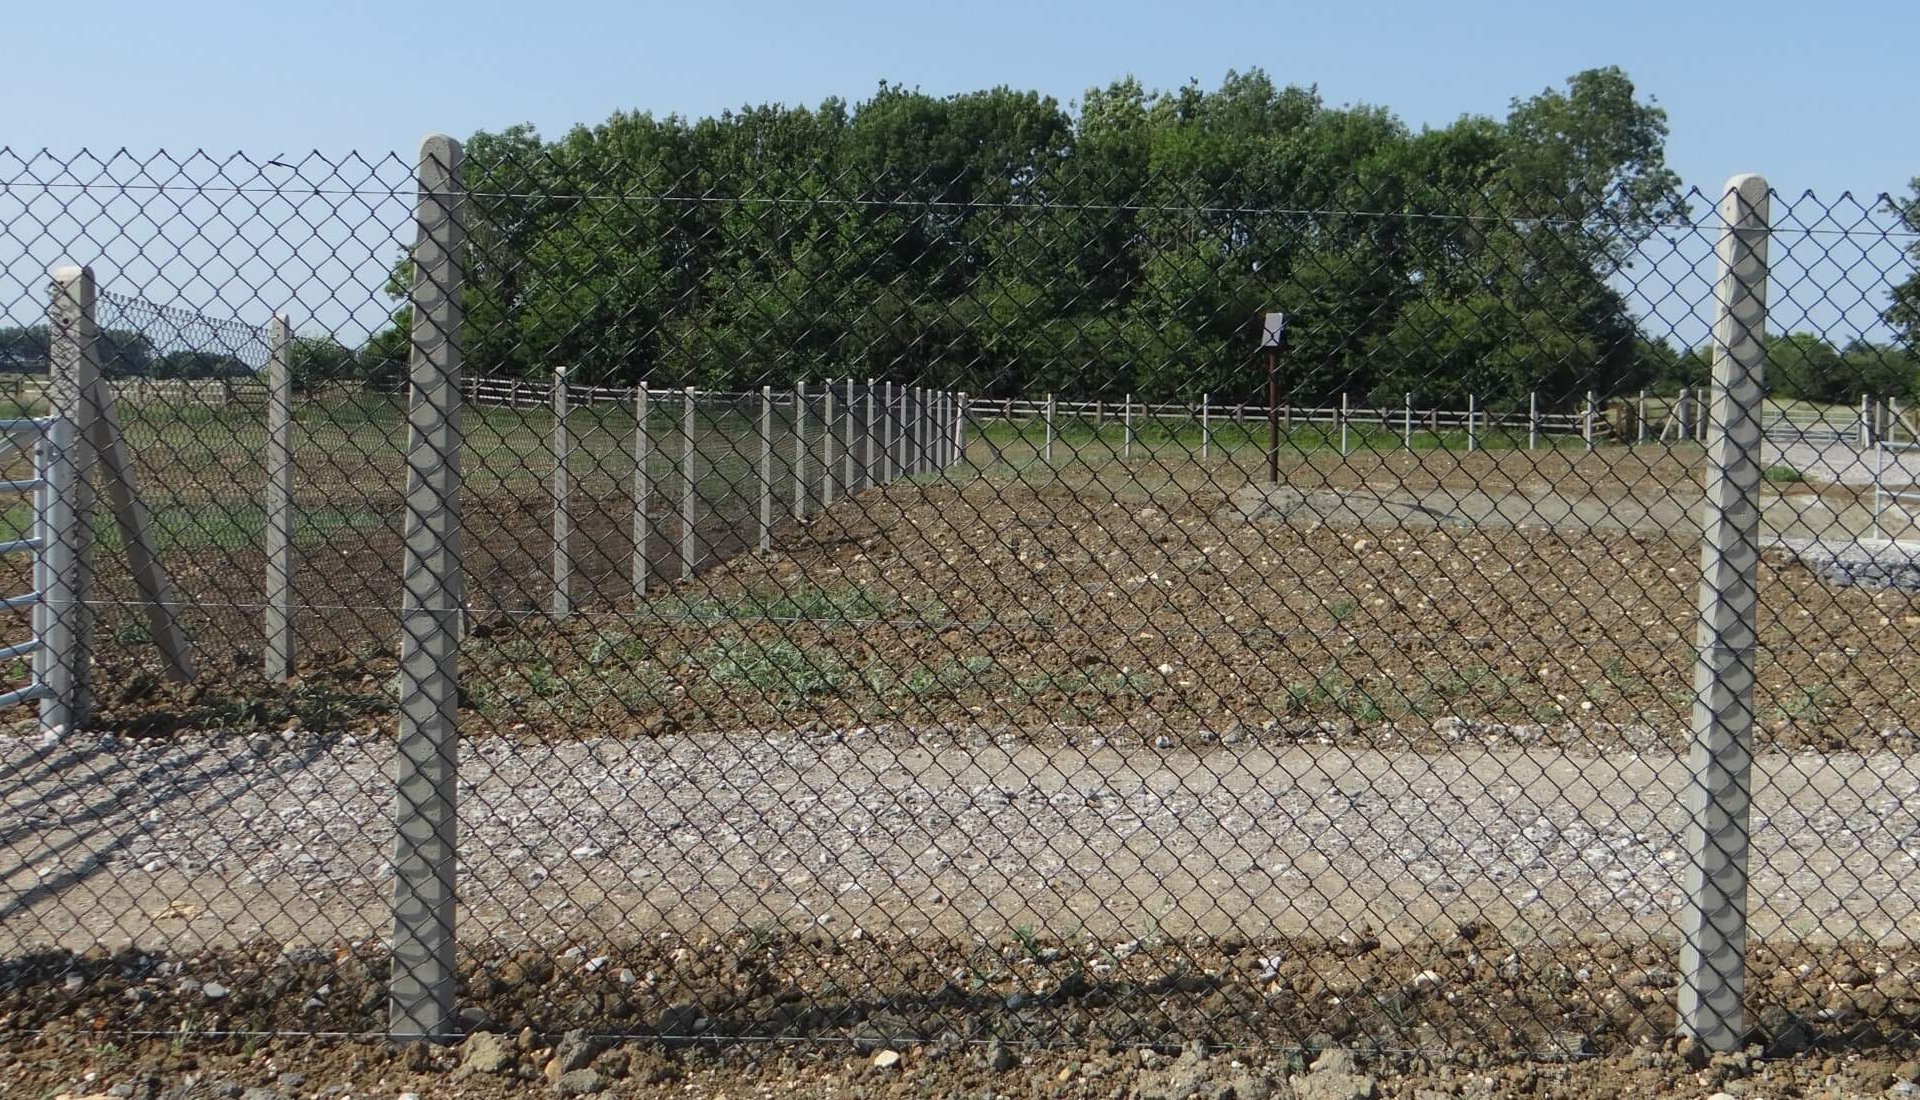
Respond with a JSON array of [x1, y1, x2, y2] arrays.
[[418, 134, 462, 161], [1720, 174, 1770, 215]]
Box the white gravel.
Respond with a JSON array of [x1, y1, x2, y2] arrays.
[[4, 726, 1919, 952]]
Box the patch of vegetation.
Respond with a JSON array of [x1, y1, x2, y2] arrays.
[[645, 584, 895, 626], [694, 634, 846, 698]]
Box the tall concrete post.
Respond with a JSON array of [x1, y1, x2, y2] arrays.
[[390, 134, 466, 1043], [264, 313, 295, 679], [1678, 173, 1770, 1052]]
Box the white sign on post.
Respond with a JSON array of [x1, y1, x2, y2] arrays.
[[1260, 312, 1288, 348]]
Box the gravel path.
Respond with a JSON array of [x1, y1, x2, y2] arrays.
[[4, 727, 1919, 954]]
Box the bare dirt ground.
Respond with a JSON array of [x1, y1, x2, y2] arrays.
[[4, 932, 1920, 1098], [10, 1031, 1920, 1100], [7, 434, 1920, 1073], [39, 442, 1920, 754]]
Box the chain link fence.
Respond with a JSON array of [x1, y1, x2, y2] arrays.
[[0, 141, 1918, 1060]]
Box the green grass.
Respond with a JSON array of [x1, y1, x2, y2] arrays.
[[643, 583, 896, 625], [0, 501, 386, 553], [1764, 464, 1805, 484], [466, 634, 668, 721], [694, 635, 846, 698]]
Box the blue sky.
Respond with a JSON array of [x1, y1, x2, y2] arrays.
[[7, 0, 1916, 199], [3, 0, 1917, 343]]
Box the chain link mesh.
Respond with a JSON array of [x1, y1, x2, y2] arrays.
[[0, 142, 1918, 1059]]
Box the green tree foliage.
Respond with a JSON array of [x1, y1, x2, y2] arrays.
[[1884, 178, 1920, 384], [373, 67, 1713, 407]]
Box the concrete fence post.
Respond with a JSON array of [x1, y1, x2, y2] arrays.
[[1584, 390, 1597, 452], [34, 415, 80, 733], [264, 313, 295, 679], [681, 387, 697, 578], [794, 381, 808, 517], [1528, 391, 1540, 451], [390, 133, 466, 1043], [1403, 392, 1414, 451], [45, 267, 100, 725], [822, 380, 837, 506], [906, 383, 917, 476], [1045, 392, 1056, 463], [882, 381, 896, 483], [633, 383, 650, 597], [935, 389, 946, 470], [844, 378, 857, 492], [1679, 173, 1771, 1053], [1201, 393, 1211, 459], [551, 365, 572, 618], [863, 378, 877, 490], [1859, 393, 1872, 448], [1339, 392, 1351, 456], [956, 392, 968, 470], [759, 385, 773, 552], [1467, 394, 1479, 453], [1639, 390, 1651, 444], [1124, 393, 1134, 460]]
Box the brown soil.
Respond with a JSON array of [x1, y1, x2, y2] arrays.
[[54, 444, 1920, 754], [3, 931, 1918, 1097]]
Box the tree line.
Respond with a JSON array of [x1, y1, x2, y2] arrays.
[[5, 68, 1916, 409], [344, 66, 1912, 409]]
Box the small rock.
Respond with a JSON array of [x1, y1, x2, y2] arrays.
[[658, 1002, 701, 1037], [1758, 1006, 1814, 1057], [871, 1050, 902, 1070], [240, 1089, 282, 1100], [1292, 1071, 1377, 1100], [553, 1069, 604, 1097], [984, 1039, 1016, 1072], [553, 1029, 599, 1073], [1309, 1049, 1357, 1076], [460, 1031, 513, 1075], [201, 981, 229, 1000]]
